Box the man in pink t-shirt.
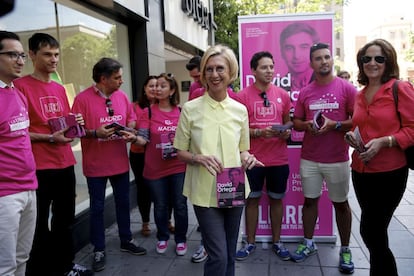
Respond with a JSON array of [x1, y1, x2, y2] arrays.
[[14, 33, 93, 276], [72, 57, 146, 272], [235, 51, 292, 261], [0, 30, 37, 276], [291, 43, 357, 274], [185, 55, 203, 100]]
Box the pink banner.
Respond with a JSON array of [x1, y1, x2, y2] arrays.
[[238, 13, 335, 241]]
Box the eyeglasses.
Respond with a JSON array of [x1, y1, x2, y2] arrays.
[[260, 92, 270, 107], [361, 55, 386, 64], [205, 66, 226, 75], [0, 51, 27, 62], [105, 98, 114, 116]]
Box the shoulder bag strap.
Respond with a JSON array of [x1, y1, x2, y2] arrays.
[[392, 80, 402, 124]]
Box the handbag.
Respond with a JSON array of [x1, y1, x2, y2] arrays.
[[391, 80, 414, 169]]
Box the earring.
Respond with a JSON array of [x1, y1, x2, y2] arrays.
[[169, 95, 173, 100]]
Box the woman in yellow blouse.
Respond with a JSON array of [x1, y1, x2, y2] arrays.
[[174, 44, 263, 276]]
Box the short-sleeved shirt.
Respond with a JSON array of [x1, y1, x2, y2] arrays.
[[140, 104, 186, 180], [14, 75, 76, 170], [188, 81, 203, 100], [0, 85, 38, 196], [130, 103, 146, 154], [174, 93, 250, 207], [72, 86, 136, 177], [294, 77, 357, 163], [236, 84, 292, 166]]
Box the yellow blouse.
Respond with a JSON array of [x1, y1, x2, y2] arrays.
[[174, 93, 250, 207]]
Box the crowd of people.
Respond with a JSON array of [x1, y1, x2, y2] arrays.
[[2, 28, 414, 276]]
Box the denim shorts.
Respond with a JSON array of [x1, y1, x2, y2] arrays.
[[246, 165, 289, 200]]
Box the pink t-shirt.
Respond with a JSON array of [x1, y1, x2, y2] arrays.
[[0, 86, 38, 196], [14, 75, 76, 170], [236, 84, 292, 166], [294, 77, 357, 163], [72, 86, 137, 177], [130, 102, 146, 154], [188, 81, 203, 100], [141, 104, 186, 180]]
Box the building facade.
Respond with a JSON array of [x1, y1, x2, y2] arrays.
[[0, 0, 215, 250]]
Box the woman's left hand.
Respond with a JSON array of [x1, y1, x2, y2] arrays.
[[240, 151, 264, 170], [359, 137, 387, 163]]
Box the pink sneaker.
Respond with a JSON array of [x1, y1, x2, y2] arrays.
[[176, 242, 187, 256], [156, 240, 168, 254]]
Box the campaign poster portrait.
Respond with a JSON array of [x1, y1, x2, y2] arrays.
[[238, 13, 336, 242]]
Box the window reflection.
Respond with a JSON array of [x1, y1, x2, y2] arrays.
[[0, 0, 126, 213]]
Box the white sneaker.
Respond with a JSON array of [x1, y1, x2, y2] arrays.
[[156, 240, 168, 254], [191, 244, 208, 263], [176, 242, 187, 256]]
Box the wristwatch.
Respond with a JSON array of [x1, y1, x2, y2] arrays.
[[335, 121, 342, 130], [48, 134, 55, 143]]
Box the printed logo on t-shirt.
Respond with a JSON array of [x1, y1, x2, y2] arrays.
[[254, 101, 277, 121], [39, 96, 64, 119], [309, 93, 339, 112], [9, 112, 30, 136]]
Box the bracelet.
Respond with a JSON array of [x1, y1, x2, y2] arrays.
[[388, 136, 393, 148], [254, 128, 260, 138], [93, 129, 97, 138], [48, 134, 54, 143], [191, 153, 196, 165]]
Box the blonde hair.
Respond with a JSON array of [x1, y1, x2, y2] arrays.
[[200, 44, 239, 87]]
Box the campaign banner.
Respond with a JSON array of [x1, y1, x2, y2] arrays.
[[238, 13, 336, 242]]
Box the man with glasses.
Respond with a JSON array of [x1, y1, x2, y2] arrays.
[[14, 32, 93, 276], [235, 51, 292, 261], [72, 57, 146, 272], [0, 30, 37, 276], [292, 43, 357, 274]]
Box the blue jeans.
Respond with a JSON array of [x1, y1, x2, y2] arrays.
[[194, 206, 243, 276], [147, 172, 187, 243], [87, 172, 132, 251]]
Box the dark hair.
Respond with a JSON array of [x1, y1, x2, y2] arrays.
[[356, 39, 399, 86], [92, 57, 123, 83], [137, 75, 157, 108], [0, 31, 20, 51], [158, 73, 180, 106], [28, 33, 59, 53], [337, 70, 350, 79], [228, 167, 241, 177], [250, 51, 274, 70], [186, 55, 201, 71], [310, 43, 330, 60], [280, 22, 319, 49]]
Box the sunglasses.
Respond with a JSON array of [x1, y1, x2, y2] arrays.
[[260, 92, 270, 107], [105, 98, 114, 116], [361, 55, 386, 64]]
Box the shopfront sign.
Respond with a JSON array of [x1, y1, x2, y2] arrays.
[[181, 0, 216, 30]]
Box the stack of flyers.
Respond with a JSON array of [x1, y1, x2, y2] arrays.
[[353, 126, 366, 153], [271, 123, 293, 132], [216, 167, 245, 208], [48, 114, 86, 138], [312, 110, 325, 130]]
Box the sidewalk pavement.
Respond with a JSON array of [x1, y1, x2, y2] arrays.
[[74, 171, 414, 276]]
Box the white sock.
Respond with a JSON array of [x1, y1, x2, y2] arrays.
[[304, 238, 313, 247]]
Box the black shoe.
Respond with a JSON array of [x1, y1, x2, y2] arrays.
[[120, 240, 147, 255], [92, 251, 105, 272], [64, 263, 94, 276]]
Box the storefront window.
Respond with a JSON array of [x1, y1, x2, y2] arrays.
[[0, 0, 131, 213]]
